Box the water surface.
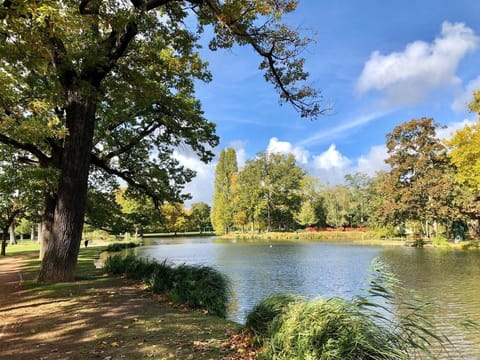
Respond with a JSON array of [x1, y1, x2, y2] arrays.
[[130, 236, 480, 359]]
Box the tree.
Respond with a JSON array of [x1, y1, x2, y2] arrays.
[[0, 148, 44, 255], [380, 118, 457, 237], [321, 185, 350, 228], [246, 152, 305, 231], [446, 93, 480, 236], [161, 202, 187, 235], [212, 148, 238, 234], [188, 202, 212, 233], [0, 1, 323, 281], [295, 202, 317, 228], [237, 156, 264, 232], [447, 122, 480, 192], [344, 172, 372, 227]]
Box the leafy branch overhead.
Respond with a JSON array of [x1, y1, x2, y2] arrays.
[[0, 0, 324, 281], [0, 0, 323, 205]]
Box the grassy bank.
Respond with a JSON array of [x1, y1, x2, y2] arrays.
[[0, 243, 248, 360], [218, 230, 480, 249], [217, 230, 406, 245]]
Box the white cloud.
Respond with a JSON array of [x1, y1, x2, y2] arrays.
[[312, 144, 351, 170], [354, 145, 389, 176], [174, 150, 216, 207], [437, 119, 475, 140], [228, 140, 248, 168], [267, 137, 310, 164], [451, 76, 480, 112], [298, 110, 395, 147], [357, 22, 479, 106]]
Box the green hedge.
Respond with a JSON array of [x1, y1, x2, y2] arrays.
[[103, 255, 231, 317]]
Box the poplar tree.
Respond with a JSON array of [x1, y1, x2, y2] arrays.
[[212, 148, 238, 234]]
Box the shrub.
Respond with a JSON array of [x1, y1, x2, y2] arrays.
[[103, 255, 231, 318], [148, 260, 174, 293], [245, 293, 301, 339], [103, 254, 127, 275], [250, 259, 449, 359], [104, 242, 139, 252], [259, 298, 406, 360], [168, 265, 231, 317]]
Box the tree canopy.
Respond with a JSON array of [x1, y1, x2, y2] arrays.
[[0, 0, 323, 281]]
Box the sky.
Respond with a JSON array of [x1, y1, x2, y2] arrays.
[[176, 0, 480, 206]]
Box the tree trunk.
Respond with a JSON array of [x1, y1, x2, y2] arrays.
[[38, 92, 96, 282], [9, 223, 16, 245], [39, 193, 56, 261], [1, 231, 7, 256]]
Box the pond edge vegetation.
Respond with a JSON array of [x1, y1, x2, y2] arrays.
[[102, 247, 463, 359]]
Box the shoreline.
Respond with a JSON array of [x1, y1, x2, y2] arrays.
[[216, 231, 479, 250]]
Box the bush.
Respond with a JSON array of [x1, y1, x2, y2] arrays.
[[148, 260, 174, 293], [245, 293, 301, 339], [103, 254, 126, 275], [168, 265, 231, 317], [103, 255, 231, 318], [259, 299, 406, 360], [249, 260, 449, 359], [104, 242, 139, 252]]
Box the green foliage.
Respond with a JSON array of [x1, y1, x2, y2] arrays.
[[188, 202, 212, 233], [245, 293, 301, 339], [104, 242, 139, 252], [249, 260, 450, 359], [431, 235, 450, 247], [103, 255, 155, 281], [103, 256, 231, 317], [258, 299, 407, 360], [237, 152, 305, 232], [168, 265, 231, 318], [212, 148, 239, 234], [148, 260, 174, 293]]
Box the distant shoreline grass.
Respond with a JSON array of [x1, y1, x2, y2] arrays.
[[217, 231, 480, 250], [143, 231, 216, 238]]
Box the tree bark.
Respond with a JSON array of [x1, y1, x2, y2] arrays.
[[1, 232, 7, 256], [39, 193, 56, 261], [38, 91, 96, 282], [9, 223, 16, 245]]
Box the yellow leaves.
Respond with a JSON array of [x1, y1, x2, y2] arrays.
[[447, 119, 480, 191]]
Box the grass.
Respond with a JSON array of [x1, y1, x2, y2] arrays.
[[103, 255, 231, 317], [246, 260, 453, 360], [104, 241, 140, 252], [1, 240, 40, 256], [217, 231, 408, 246], [1, 245, 242, 360]]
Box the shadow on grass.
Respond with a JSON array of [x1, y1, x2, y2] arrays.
[[0, 247, 240, 360]]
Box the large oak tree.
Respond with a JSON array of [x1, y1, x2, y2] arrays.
[[0, 1, 323, 281]]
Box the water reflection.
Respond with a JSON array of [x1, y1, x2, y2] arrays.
[[131, 237, 480, 359], [380, 247, 480, 359]]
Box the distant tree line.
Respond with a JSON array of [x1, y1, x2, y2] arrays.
[[211, 115, 480, 240], [2, 105, 480, 254]]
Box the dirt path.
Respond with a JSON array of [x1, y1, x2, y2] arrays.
[[0, 254, 254, 360]]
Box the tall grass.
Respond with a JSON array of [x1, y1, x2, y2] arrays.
[[103, 255, 231, 317], [246, 259, 451, 359], [104, 242, 140, 252]]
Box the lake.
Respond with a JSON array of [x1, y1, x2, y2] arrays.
[[129, 236, 480, 359]]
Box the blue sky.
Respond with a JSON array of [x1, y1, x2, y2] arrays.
[[177, 0, 480, 206]]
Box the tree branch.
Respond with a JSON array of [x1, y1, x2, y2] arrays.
[[101, 121, 160, 160], [46, 29, 77, 89], [82, 22, 138, 86], [0, 134, 51, 166], [90, 154, 161, 206]]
